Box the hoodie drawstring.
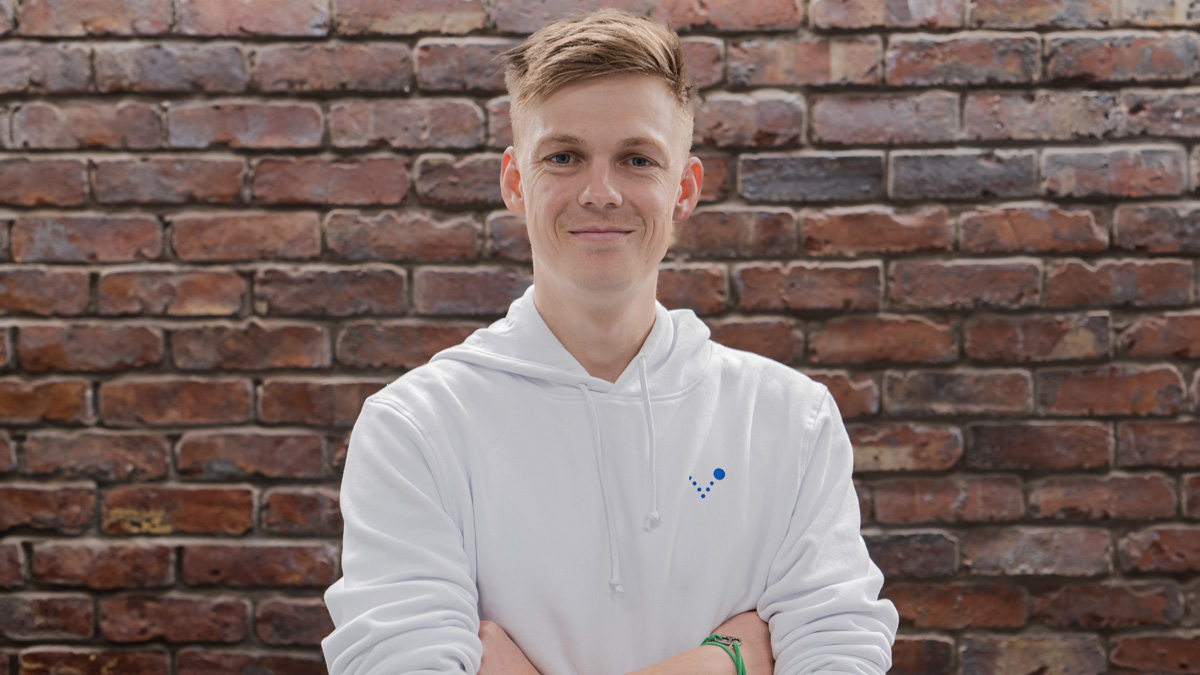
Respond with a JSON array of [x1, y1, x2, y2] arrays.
[[579, 383, 624, 595], [638, 355, 661, 532]]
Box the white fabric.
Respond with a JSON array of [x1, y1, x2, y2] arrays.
[[322, 285, 898, 675]]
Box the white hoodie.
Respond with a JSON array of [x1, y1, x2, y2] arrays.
[[323, 286, 897, 675]]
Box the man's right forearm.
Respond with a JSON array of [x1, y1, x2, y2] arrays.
[[625, 646, 737, 675]]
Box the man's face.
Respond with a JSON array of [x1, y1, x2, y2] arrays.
[[500, 73, 703, 298]]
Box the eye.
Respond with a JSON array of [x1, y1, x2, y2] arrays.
[[548, 152, 573, 166], [629, 156, 653, 168]]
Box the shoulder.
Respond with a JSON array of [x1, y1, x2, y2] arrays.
[[706, 340, 829, 403]]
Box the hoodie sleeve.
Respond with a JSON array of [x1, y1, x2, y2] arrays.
[[756, 388, 898, 675], [322, 397, 482, 675]]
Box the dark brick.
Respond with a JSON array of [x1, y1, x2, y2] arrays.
[[171, 212, 322, 262], [1046, 259, 1193, 308], [18, 324, 162, 373], [1030, 475, 1176, 520], [12, 214, 162, 262], [99, 378, 253, 427], [961, 203, 1107, 253], [0, 43, 90, 95], [735, 262, 881, 312], [21, 431, 168, 482], [414, 153, 503, 207], [1111, 635, 1200, 674], [656, 265, 728, 315], [0, 269, 89, 317], [31, 542, 172, 589], [258, 378, 387, 426], [262, 487, 342, 536], [1119, 526, 1200, 573], [890, 635, 956, 675], [95, 43, 247, 93], [811, 92, 958, 145], [12, 101, 163, 149], [1044, 146, 1188, 198], [1121, 89, 1200, 138], [729, 36, 883, 87], [415, 39, 514, 93], [490, 0, 652, 33], [181, 543, 338, 587], [335, 0, 486, 34], [337, 321, 480, 369], [170, 322, 330, 371], [808, 315, 956, 365], [254, 265, 408, 316], [812, 0, 963, 28], [486, 211, 530, 262], [1037, 365, 1184, 416], [1119, 311, 1200, 358], [0, 159, 87, 207], [1115, 203, 1200, 253], [970, 0, 1114, 27], [252, 156, 408, 206], [0, 378, 91, 425], [805, 371, 879, 419], [0, 594, 93, 640], [886, 582, 1027, 628], [968, 422, 1111, 470], [692, 92, 804, 149], [177, 431, 324, 480], [102, 486, 254, 535], [653, 0, 802, 31], [884, 369, 1031, 416], [15, 0, 170, 35], [175, 0, 329, 36], [739, 152, 885, 202], [888, 259, 1040, 310], [707, 317, 803, 365], [1034, 583, 1184, 628], [0, 484, 93, 534], [331, 99, 483, 149], [886, 33, 1040, 85], [177, 650, 325, 675], [849, 423, 962, 472], [890, 149, 1037, 200], [98, 269, 246, 317], [1118, 422, 1200, 468], [327, 210, 481, 262], [683, 38, 724, 89], [965, 90, 1120, 141], [255, 597, 334, 645], [964, 313, 1110, 362], [875, 476, 1023, 524], [1047, 31, 1200, 82], [864, 531, 957, 578], [99, 595, 247, 642], [16, 648, 167, 675], [960, 635, 1106, 675], [253, 42, 409, 92], [168, 102, 323, 149], [962, 527, 1112, 576], [94, 157, 243, 205], [413, 267, 531, 316], [803, 206, 952, 257]]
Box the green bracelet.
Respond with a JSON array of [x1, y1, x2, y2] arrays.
[[700, 633, 746, 675]]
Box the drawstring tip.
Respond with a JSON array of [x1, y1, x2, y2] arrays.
[[610, 580, 625, 595], [643, 511, 661, 531]]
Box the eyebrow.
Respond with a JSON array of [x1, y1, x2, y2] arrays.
[[534, 133, 671, 157]]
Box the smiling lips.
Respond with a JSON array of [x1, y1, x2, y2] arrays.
[[569, 228, 633, 242]]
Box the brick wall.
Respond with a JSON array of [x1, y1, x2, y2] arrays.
[[1, 0, 1198, 673]]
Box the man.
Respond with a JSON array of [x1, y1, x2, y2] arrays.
[[322, 10, 897, 675]]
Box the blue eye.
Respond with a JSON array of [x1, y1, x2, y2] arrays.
[[630, 157, 652, 168], [549, 153, 572, 165]]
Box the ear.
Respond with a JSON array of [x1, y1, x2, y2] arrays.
[[500, 146, 525, 217], [672, 155, 704, 222]]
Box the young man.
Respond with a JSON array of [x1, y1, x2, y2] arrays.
[[322, 10, 897, 675]]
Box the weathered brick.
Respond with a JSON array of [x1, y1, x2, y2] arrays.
[[95, 157, 243, 205], [811, 92, 958, 145], [707, 317, 803, 364], [696, 152, 731, 203], [415, 39, 514, 93], [0, 42, 90, 94], [98, 269, 245, 316], [332, 99, 483, 149], [335, 0, 486, 34], [0, 268, 89, 317], [962, 527, 1112, 576], [734, 262, 881, 312], [970, 0, 1114, 27], [812, 0, 963, 28], [168, 102, 323, 149], [177, 650, 326, 675], [487, 211, 530, 262], [1121, 89, 1200, 137], [252, 156, 408, 206], [683, 38, 724, 89], [31, 542, 172, 589], [803, 206, 952, 257], [181, 543, 338, 587], [490, 0, 652, 33], [692, 91, 803, 149], [259, 378, 387, 426], [888, 259, 1040, 310], [965, 90, 1120, 141], [12, 101, 162, 149], [809, 316, 955, 365], [1119, 526, 1200, 573], [171, 212, 322, 262], [805, 371, 879, 418], [95, 43, 247, 93], [1119, 311, 1200, 358], [1120, 0, 1200, 26], [254, 266, 407, 316], [0, 0, 12, 33], [100, 595, 247, 642], [413, 267, 531, 316], [890, 635, 956, 675], [656, 265, 728, 315], [16, 0, 170, 35], [170, 322, 330, 371], [1037, 365, 1184, 416], [961, 203, 1108, 253], [0, 159, 87, 207], [1046, 259, 1193, 308], [875, 476, 1023, 524], [0, 594, 93, 640], [253, 42, 409, 92], [1186, 474, 1200, 518], [327, 210, 481, 262], [99, 378, 253, 427], [885, 582, 1027, 628], [849, 423, 962, 472], [178, 431, 324, 480], [262, 487, 342, 536], [964, 313, 1110, 362], [0, 378, 91, 425], [1044, 146, 1188, 198], [1047, 31, 1200, 82], [1030, 475, 1176, 520], [1118, 422, 1200, 468], [969, 421, 1111, 470], [336, 321, 480, 369], [1035, 582, 1184, 628], [18, 323, 163, 372], [487, 97, 512, 149], [0, 541, 20, 587], [0, 484, 93, 533], [739, 152, 885, 202], [1115, 203, 1200, 253], [1110, 635, 1200, 673], [653, 0, 801, 31], [887, 33, 1040, 85], [884, 369, 1031, 416], [729, 36, 883, 87], [12, 214, 162, 262], [255, 597, 333, 646], [0, 432, 11, 473], [176, 0, 329, 35], [890, 149, 1037, 200], [960, 635, 1106, 675], [863, 531, 957, 578], [414, 153, 503, 207], [670, 207, 795, 260], [103, 486, 254, 535]]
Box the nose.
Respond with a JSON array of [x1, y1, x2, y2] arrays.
[[578, 163, 622, 209]]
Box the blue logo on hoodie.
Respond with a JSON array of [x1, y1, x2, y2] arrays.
[[688, 468, 726, 499]]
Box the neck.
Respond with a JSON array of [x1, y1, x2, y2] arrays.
[[533, 279, 658, 383]]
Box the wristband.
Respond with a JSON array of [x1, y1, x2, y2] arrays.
[[700, 633, 746, 675]]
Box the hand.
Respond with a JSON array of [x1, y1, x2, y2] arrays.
[[714, 611, 774, 675], [479, 620, 542, 675]]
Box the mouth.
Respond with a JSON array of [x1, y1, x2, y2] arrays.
[[569, 229, 633, 242]]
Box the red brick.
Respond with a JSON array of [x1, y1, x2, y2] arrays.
[[168, 102, 323, 149], [1030, 474, 1176, 520], [0, 43, 90, 95], [0, 484, 93, 534], [730, 36, 883, 87], [178, 431, 324, 480], [968, 422, 1111, 470], [1115, 203, 1200, 253], [811, 92, 958, 145], [1047, 31, 1200, 82], [0, 541, 21, 588], [970, 0, 1114, 27], [696, 152, 730, 203], [734, 262, 881, 312], [1119, 526, 1200, 573], [0, 158, 87, 207], [1120, 1, 1200, 26], [100, 378, 253, 427], [328, 210, 481, 262], [1037, 365, 1184, 416], [670, 207, 796, 259], [486, 211, 530, 262], [98, 269, 246, 316], [1035, 582, 1184, 628], [965, 312, 1110, 362], [848, 423, 962, 472], [252, 156, 408, 206], [813, 0, 962, 28], [875, 476, 1023, 524], [100, 595, 247, 643], [863, 531, 957, 578], [176, 0, 329, 35], [255, 597, 333, 646], [890, 259, 1040, 310], [960, 635, 1106, 675], [884, 369, 1031, 416], [254, 266, 407, 316], [1111, 635, 1200, 674], [487, 97, 512, 149], [963, 527, 1111, 576], [413, 267, 531, 316], [707, 317, 803, 364], [0, 378, 91, 425], [0, 432, 11, 473], [12, 101, 162, 149], [335, 0, 486, 34], [804, 371, 879, 418], [18, 323, 163, 372], [887, 33, 1040, 86], [414, 153, 503, 207], [889, 149, 1038, 199], [890, 635, 956, 675], [253, 42, 410, 92], [1119, 311, 1200, 358], [171, 212, 321, 262], [885, 582, 1027, 628], [1044, 145, 1187, 198], [656, 265, 728, 315], [809, 315, 955, 365], [95, 156, 243, 205], [177, 650, 326, 675], [103, 486, 253, 535], [1121, 89, 1200, 138], [1046, 259, 1193, 308], [653, 0, 801, 30], [0, 269, 90, 317], [1118, 422, 1200, 468], [683, 38, 724, 89], [489, 0, 652, 33], [258, 378, 387, 426], [692, 92, 804, 148], [31, 542, 172, 589], [12, 214, 161, 262], [961, 203, 1108, 253], [739, 152, 885, 202], [415, 39, 514, 93], [0, 594, 93, 640], [337, 321, 480, 369], [1186, 474, 1200, 518], [331, 99, 483, 149], [181, 543, 338, 587], [94, 43, 247, 93], [0, 0, 13, 33], [171, 322, 329, 371], [965, 91, 1120, 141], [15, 0, 170, 35], [262, 487, 342, 536]]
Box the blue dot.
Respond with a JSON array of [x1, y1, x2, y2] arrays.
[[705, 487, 710, 492], [700, 494, 706, 498], [692, 481, 697, 486], [697, 488, 701, 492], [688, 476, 692, 480], [714, 468, 726, 481], [709, 481, 714, 486]]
